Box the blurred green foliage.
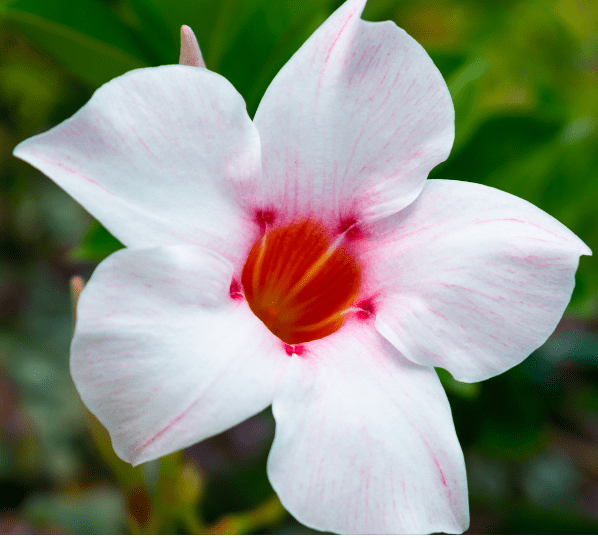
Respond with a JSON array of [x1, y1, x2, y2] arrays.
[[1, 0, 598, 533]]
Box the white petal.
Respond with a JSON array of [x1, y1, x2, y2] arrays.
[[14, 65, 261, 269], [72, 246, 287, 465], [360, 179, 591, 382], [268, 319, 468, 534], [254, 0, 453, 227]]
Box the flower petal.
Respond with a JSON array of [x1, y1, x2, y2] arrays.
[[254, 0, 453, 226], [268, 318, 468, 534], [14, 65, 261, 268], [72, 246, 287, 465], [360, 179, 591, 383]]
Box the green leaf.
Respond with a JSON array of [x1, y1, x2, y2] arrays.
[[68, 220, 124, 262], [124, 0, 238, 72], [447, 57, 489, 153], [436, 368, 481, 400], [499, 501, 598, 534], [127, 0, 179, 64], [0, 0, 153, 86], [475, 370, 549, 462], [22, 487, 127, 534], [125, 0, 333, 112], [537, 334, 598, 366], [230, 0, 332, 115]]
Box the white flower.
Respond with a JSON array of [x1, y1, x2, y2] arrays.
[[13, 0, 590, 533]]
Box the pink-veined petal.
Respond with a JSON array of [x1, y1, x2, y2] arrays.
[[14, 65, 261, 269], [359, 179, 591, 383], [72, 246, 287, 465], [268, 318, 468, 534], [254, 0, 453, 227]]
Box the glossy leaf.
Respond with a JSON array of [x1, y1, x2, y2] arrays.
[[69, 220, 124, 262], [0, 0, 152, 86]]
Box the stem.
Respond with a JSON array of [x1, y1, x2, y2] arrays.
[[206, 495, 287, 534]]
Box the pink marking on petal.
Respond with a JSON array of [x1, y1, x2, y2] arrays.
[[432, 452, 448, 488], [356, 297, 376, 319], [430, 309, 449, 321], [284, 343, 305, 356], [28, 150, 115, 195], [324, 4, 359, 65], [255, 209, 276, 234], [417, 428, 461, 516], [133, 402, 196, 456], [130, 125, 155, 158], [338, 215, 363, 240], [475, 217, 582, 245], [229, 278, 244, 300]]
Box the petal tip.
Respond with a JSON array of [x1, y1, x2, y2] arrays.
[[12, 139, 31, 160], [111, 439, 155, 467]]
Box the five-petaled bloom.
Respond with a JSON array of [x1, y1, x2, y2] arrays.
[[14, 0, 591, 534]]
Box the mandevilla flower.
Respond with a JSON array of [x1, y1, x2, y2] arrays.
[[14, 0, 590, 534]]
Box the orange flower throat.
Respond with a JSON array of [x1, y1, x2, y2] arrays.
[[241, 219, 362, 345]]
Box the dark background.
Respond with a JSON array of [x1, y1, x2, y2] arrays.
[[1, 0, 597, 533]]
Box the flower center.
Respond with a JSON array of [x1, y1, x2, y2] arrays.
[[241, 219, 362, 345]]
